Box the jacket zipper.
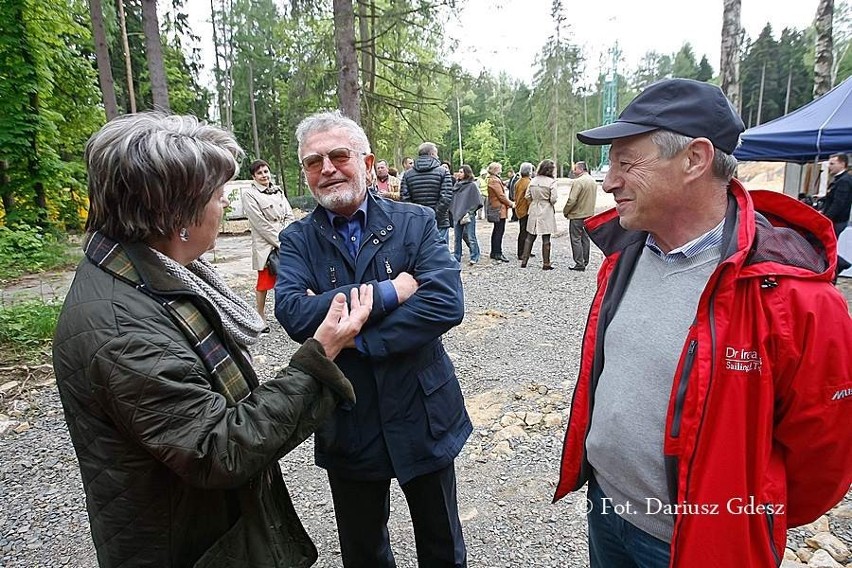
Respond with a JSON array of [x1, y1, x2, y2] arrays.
[[670, 339, 697, 438], [329, 266, 337, 285], [671, 266, 724, 567], [766, 510, 781, 565]]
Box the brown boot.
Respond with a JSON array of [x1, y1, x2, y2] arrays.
[[520, 235, 535, 268], [542, 242, 553, 270]]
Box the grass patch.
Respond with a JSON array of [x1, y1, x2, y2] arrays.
[[0, 300, 62, 361], [0, 224, 81, 280]]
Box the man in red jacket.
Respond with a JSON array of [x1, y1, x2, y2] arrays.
[[556, 78, 852, 568]]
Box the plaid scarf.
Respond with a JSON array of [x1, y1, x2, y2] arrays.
[[84, 232, 252, 405]]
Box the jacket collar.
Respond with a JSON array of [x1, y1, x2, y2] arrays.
[[310, 191, 396, 244], [586, 179, 834, 279], [84, 232, 187, 294]]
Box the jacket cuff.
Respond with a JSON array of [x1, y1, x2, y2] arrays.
[[289, 338, 356, 403]]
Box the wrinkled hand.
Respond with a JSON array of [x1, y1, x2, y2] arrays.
[[313, 284, 373, 360], [391, 271, 418, 304]]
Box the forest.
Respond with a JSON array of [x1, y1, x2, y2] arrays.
[[1, 0, 851, 237]]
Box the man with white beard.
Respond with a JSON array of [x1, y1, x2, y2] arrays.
[[274, 110, 471, 568]]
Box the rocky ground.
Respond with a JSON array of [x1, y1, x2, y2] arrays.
[[1, 195, 850, 567]]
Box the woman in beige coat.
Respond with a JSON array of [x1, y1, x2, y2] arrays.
[[241, 159, 295, 327], [521, 159, 558, 269]]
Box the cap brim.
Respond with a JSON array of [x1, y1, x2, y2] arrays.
[[577, 122, 658, 146]]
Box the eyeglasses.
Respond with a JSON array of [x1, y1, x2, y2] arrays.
[[300, 147, 366, 173]]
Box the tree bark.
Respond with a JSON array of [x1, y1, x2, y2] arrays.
[[333, 0, 361, 123], [87, 0, 119, 120], [248, 60, 260, 158], [720, 0, 741, 111], [814, 0, 834, 97], [117, 0, 136, 113], [141, 0, 170, 111]]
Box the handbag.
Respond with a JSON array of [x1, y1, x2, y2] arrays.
[[486, 204, 501, 223], [266, 248, 280, 275]]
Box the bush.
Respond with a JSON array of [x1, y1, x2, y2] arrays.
[[0, 224, 79, 280], [0, 300, 62, 358]]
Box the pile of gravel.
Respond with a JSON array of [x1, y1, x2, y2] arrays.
[[1, 222, 849, 567]]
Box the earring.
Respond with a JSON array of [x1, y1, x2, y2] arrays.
[[179, 228, 189, 242]]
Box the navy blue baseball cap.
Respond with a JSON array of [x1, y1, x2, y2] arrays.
[[577, 79, 745, 154]]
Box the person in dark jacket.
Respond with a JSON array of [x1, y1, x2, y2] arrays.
[[53, 112, 373, 568], [450, 164, 483, 264], [400, 141, 455, 243], [276, 110, 471, 568], [822, 153, 852, 275]]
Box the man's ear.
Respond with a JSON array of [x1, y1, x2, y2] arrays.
[[684, 138, 715, 180], [364, 153, 375, 172]]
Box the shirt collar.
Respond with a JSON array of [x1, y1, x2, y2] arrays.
[[325, 195, 369, 229], [645, 219, 725, 263]]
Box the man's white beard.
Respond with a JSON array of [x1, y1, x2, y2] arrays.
[[311, 172, 367, 213]]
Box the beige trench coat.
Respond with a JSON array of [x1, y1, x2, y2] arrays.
[[525, 175, 558, 235], [241, 182, 295, 271]]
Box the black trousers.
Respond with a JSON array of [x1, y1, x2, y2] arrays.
[[517, 215, 529, 258], [490, 218, 506, 258], [327, 464, 467, 568]]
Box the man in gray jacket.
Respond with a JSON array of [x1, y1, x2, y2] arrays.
[[401, 141, 454, 242], [564, 161, 597, 271]]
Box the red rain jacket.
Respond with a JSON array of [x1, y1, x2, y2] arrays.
[[554, 180, 852, 567]]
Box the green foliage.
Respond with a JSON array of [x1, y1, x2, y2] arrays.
[[0, 224, 78, 279], [740, 24, 812, 127], [288, 194, 317, 212], [0, 300, 62, 355]]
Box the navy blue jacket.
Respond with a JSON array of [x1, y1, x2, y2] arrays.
[[274, 193, 471, 484]]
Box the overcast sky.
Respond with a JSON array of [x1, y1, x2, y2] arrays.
[[183, 0, 821, 85]]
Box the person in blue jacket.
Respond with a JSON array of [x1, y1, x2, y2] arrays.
[[275, 110, 472, 568]]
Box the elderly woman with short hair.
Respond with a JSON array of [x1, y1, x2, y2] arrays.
[[53, 112, 372, 567]]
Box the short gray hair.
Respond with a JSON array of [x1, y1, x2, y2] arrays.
[[487, 162, 502, 175], [295, 111, 371, 157], [650, 130, 737, 181], [418, 142, 438, 156], [85, 112, 242, 242], [519, 162, 534, 176]]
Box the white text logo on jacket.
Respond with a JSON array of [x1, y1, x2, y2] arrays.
[[724, 346, 763, 373]]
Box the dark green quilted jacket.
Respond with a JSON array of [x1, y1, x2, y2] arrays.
[[53, 240, 353, 567]]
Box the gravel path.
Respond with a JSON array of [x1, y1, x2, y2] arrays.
[[1, 210, 849, 567]]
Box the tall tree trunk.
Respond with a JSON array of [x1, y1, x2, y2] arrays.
[[333, 0, 361, 123], [141, 0, 170, 111], [814, 0, 834, 97], [87, 0, 119, 119], [720, 0, 741, 111], [210, 0, 225, 123], [357, 0, 374, 140], [117, 0, 136, 113], [248, 61, 260, 158]]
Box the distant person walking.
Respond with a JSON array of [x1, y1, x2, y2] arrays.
[[563, 161, 597, 271], [521, 159, 558, 269]]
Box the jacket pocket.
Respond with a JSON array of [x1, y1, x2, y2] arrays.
[[417, 355, 463, 438]]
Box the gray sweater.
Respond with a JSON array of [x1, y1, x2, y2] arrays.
[[586, 244, 720, 542]]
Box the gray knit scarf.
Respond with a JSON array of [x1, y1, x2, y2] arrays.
[[151, 249, 266, 346]]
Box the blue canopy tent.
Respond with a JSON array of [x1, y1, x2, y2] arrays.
[[734, 76, 852, 163]]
